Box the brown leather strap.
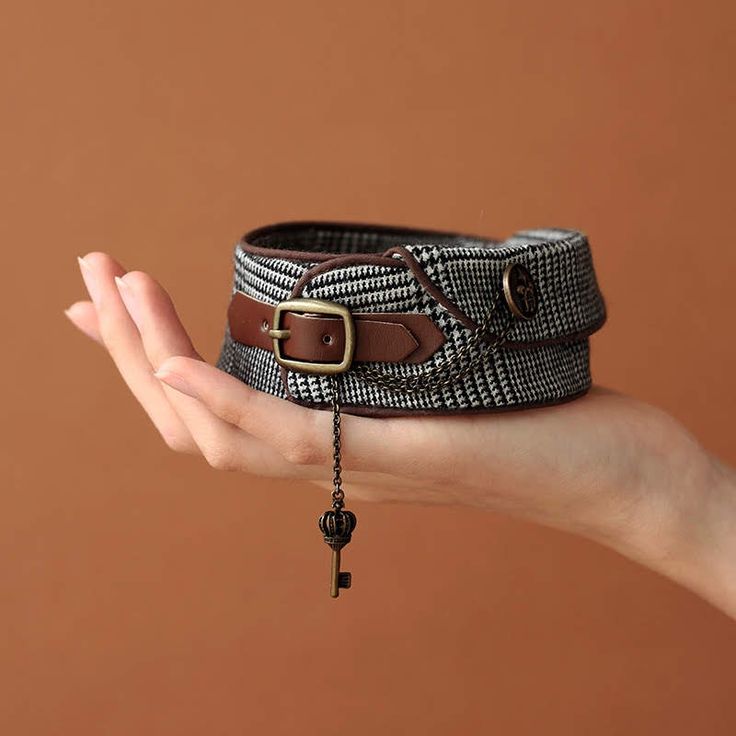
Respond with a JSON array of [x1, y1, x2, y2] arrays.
[[227, 291, 446, 364]]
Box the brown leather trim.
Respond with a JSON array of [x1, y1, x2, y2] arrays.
[[289, 252, 404, 295], [238, 220, 490, 262], [227, 291, 446, 365], [382, 245, 478, 331]]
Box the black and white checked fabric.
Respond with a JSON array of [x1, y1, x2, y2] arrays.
[[216, 222, 606, 414]]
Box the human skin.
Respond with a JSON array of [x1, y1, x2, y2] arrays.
[[66, 252, 736, 620]]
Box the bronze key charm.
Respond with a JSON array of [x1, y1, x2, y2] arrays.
[[318, 508, 357, 598]]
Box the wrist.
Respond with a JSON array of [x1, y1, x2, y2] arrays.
[[669, 458, 736, 616], [614, 443, 736, 618], [565, 400, 736, 618]]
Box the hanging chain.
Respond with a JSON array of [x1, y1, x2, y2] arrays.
[[352, 291, 516, 393], [328, 374, 345, 510]]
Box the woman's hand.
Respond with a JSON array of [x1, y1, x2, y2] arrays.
[[66, 252, 736, 618]]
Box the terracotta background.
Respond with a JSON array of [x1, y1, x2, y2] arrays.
[[2, 1, 735, 734]]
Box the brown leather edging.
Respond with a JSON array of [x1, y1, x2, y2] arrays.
[[238, 219, 489, 262], [382, 245, 478, 331], [290, 253, 404, 295]]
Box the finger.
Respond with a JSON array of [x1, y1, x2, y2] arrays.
[[64, 300, 102, 343], [77, 253, 197, 454], [115, 270, 325, 479], [153, 355, 429, 476]]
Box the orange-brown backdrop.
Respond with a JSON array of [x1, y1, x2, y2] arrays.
[[2, 1, 735, 734]]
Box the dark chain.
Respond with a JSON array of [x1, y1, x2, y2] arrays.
[[329, 374, 345, 510], [353, 292, 515, 393]]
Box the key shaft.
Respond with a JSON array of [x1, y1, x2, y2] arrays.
[[329, 548, 352, 598], [330, 548, 341, 598]]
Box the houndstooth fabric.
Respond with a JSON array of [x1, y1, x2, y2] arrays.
[[216, 223, 606, 414]]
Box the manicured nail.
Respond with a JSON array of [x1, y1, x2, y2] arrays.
[[64, 305, 80, 324], [77, 256, 100, 304], [154, 368, 199, 400], [115, 276, 141, 328], [64, 305, 101, 343]]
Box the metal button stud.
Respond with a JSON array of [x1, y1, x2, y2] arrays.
[[502, 263, 538, 320]]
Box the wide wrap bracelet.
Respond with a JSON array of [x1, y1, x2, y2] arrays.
[[215, 221, 607, 597]]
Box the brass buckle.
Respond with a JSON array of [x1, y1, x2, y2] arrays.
[[268, 298, 355, 375]]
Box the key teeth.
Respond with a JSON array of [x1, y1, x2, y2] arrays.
[[338, 572, 352, 589]]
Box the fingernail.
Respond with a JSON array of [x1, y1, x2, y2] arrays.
[[63, 305, 80, 324], [64, 306, 101, 343], [154, 368, 200, 400], [77, 256, 100, 304], [115, 276, 141, 328]]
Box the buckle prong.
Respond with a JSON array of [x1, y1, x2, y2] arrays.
[[270, 298, 355, 375], [267, 328, 291, 340]]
